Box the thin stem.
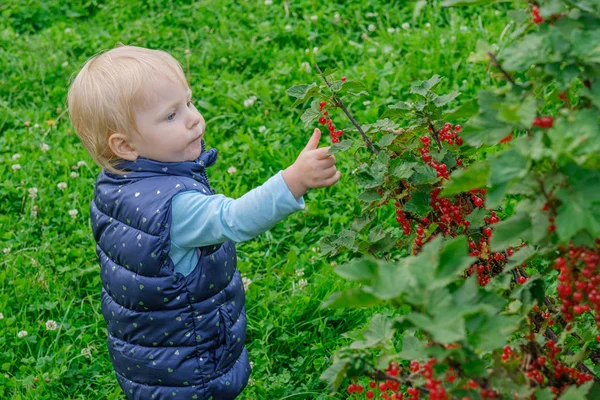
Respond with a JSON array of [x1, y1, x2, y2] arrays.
[[488, 52, 519, 86], [427, 121, 443, 151], [314, 63, 379, 155]]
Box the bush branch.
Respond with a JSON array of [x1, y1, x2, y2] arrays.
[[314, 63, 379, 155]]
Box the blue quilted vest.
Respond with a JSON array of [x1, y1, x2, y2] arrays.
[[90, 143, 251, 400]]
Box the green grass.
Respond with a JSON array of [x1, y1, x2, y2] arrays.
[[0, 1, 511, 398]]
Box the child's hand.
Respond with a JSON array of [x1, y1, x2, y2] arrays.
[[282, 128, 341, 200]]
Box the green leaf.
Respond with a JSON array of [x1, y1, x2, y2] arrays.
[[407, 311, 466, 344], [500, 33, 550, 72], [409, 164, 438, 185], [441, 161, 490, 197], [377, 134, 396, 147], [397, 335, 427, 360], [466, 91, 517, 139], [559, 381, 593, 400], [488, 148, 529, 186], [390, 161, 418, 180], [286, 83, 317, 99], [335, 258, 378, 281], [321, 288, 380, 309], [328, 139, 353, 155], [504, 246, 536, 272], [433, 90, 461, 107], [370, 260, 415, 300], [350, 314, 395, 349], [358, 189, 382, 202], [465, 208, 491, 230], [438, 236, 473, 280], [442, 98, 479, 121], [319, 357, 349, 393], [466, 313, 521, 352], [300, 100, 320, 126], [491, 213, 532, 252], [411, 75, 442, 97], [402, 189, 432, 217]]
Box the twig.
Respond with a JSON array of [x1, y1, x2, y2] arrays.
[[488, 52, 519, 87], [427, 121, 443, 151], [314, 63, 379, 155]]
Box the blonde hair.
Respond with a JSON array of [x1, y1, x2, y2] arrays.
[[67, 45, 189, 173]]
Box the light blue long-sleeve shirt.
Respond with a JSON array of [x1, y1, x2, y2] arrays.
[[169, 171, 305, 276]]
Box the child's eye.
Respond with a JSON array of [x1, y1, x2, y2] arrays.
[[166, 112, 176, 121], [187, 100, 193, 107]]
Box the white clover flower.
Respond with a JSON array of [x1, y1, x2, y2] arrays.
[[264, 0, 272, 4], [312, 46, 318, 54], [330, 261, 338, 267], [28, 187, 38, 199], [401, 22, 410, 30], [311, 247, 317, 253], [365, 12, 378, 18], [297, 279, 308, 290], [76, 160, 87, 168], [258, 125, 266, 133], [68, 209, 78, 219], [450, 35, 456, 43], [387, 27, 396, 34], [425, 22, 431, 28], [41, 143, 50, 152], [45, 320, 58, 331], [301, 61, 311, 73], [285, 24, 292, 31], [70, 171, 79, 178], [363, 100, 371, 106], [0, 313, 3, 319], [12, 164, 21, 171], [34, 123, 40, 128], [12, 153, 21, 160], [368, 24, 376, 32], [460, 25, 468, 32], [295, 268, 305, 277], [243, 95, 258, 108], [17, 330, 28, 338], [333, 12, 340, 22], [64, 28, 71, 33], [227, 166, 237, 175], [81, 347, 92, 358], [310, 15, 318, 21], [61, 61, 69, 68], [57, 182, 67, 190], [242, 277, 252, 291], [383, 45, 393, 54], [248, 378, 255, 386], [3, 248, 10, 254], [249, 361, 255, 369]]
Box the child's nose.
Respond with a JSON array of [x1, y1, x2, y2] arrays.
[[187, 109, 202, 130]]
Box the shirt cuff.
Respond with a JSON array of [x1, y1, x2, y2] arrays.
[[274, 170, 305, 210]]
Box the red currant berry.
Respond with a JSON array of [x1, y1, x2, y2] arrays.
[[341, 76, 347, 82]]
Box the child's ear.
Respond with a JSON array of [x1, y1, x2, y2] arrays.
[[108, 133, 138, 161]]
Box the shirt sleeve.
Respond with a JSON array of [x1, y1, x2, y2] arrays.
[[170, 170, 305, 248]]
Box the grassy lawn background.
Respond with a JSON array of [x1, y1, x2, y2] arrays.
[[0, 1, 510, 398]]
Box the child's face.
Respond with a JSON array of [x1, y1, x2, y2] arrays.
[[130, 75, 206, 163]]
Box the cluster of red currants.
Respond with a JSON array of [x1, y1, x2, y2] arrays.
[[347, 361, 402, 399], [532, 116, 554, 128], [409, 359, 447, 400], [532, 6, 544, 24], [554, 245, 600, 331], [318, 101, 344, 143]]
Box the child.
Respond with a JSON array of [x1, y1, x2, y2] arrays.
[[67, 45, 340, 400]]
